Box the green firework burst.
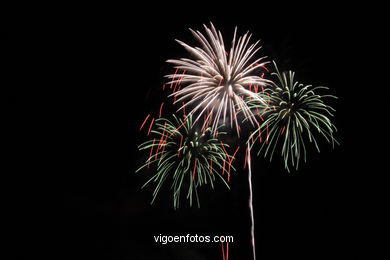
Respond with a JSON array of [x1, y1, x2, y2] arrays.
[[247, 61, 338, 171], [137, 114, 234, 209]]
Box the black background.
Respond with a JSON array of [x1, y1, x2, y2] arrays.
[[14, 2, 384, 260]]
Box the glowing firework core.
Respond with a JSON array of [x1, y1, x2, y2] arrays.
[[166, 23, 271, 135], [137, 115, 233, 209]]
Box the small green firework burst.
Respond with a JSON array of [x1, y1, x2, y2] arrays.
[[247, 61, 338, 171], [137, 114, 234, 209]]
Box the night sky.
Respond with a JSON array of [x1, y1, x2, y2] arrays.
[[17, 3, 383, 260]]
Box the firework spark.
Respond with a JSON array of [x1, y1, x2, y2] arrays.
[[137, 114, 235, 209], [166, 23, 271, 135], [247, 61, 338, 171]]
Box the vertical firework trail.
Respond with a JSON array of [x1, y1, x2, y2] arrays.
[[247, 142, 256, 260]]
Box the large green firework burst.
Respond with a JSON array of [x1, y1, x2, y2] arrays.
[[137, 114, 234, 209], [247, 61, 338, 171]]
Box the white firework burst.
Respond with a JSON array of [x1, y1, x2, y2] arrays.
[[166, 23, 271, 135]]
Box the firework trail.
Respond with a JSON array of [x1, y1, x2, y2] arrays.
[[137, 114, 236, 209], [247, 61, 338, 171], [221, 242, 229, 260], [247, 142, 256, 260], [166, 23, 271, 136]]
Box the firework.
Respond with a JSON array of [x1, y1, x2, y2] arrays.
[[137, 114, 235, 209], [247, 61, 338, 171], [166, 23, 271, 135]]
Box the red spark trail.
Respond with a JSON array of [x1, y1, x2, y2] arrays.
[[176, 85, 182, 95], [173, 70, 186, 93], [169, 120, 187, 137], [227, 146, 240, 182], [182, 102, 186, 117], [219, 142, 230, 178], [156, 130, 164, 159], [202, 110, 212, 132], [222, 242, 226, 260], [255, 108, 262, 121], [160, 135, 168, 155], [159, 102, 164, 118], [220, 142, 229, 156], [221, 242, 229, 260], [281, 126, 286, 136], [257, 123, 263, 144], [256, 107, 264, 122], [231, 146, 240, 161], [173, 81, 179, 93], [177, 135, 183, 157], [158, 122, 167, 148], [147, 118, 155, 136], [227, 161, 231, 182], [170, 68, 179, 89], [139, 114, 150, 131], [157, 125, 169, 157], [257, 63, 270, 72], [226, 242, 229, 260]]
